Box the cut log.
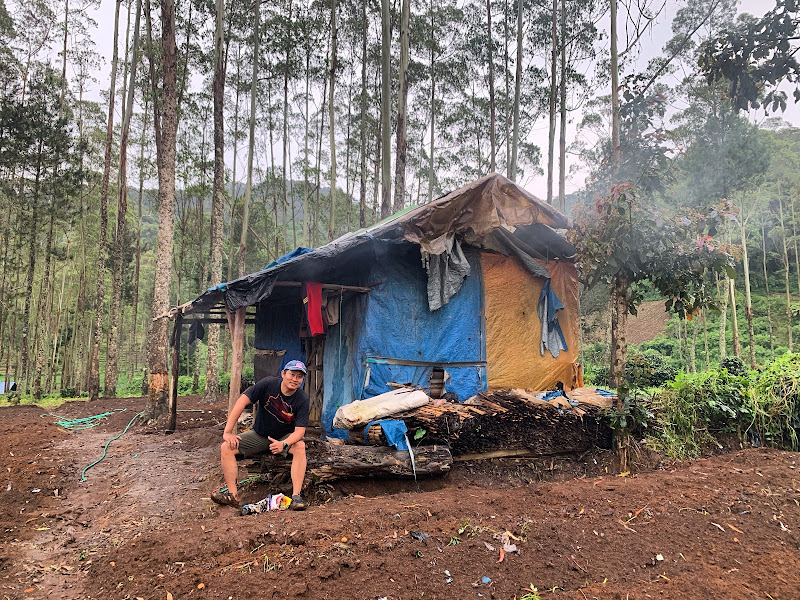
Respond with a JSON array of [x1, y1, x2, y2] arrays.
[[249, 439, 451, 485]]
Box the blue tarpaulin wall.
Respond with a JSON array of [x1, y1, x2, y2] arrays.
[[321, 242, 486, 437], [254, 300, 305, 369]]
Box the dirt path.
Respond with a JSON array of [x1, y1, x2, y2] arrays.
[[1, 397, 799, 600]]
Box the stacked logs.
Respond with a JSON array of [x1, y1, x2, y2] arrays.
[[392, 389, 613, 456]]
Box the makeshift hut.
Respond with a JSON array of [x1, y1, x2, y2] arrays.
[[167, 173, 580, 439]]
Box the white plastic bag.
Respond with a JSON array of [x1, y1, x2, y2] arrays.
[[333, 388, 429, 430]]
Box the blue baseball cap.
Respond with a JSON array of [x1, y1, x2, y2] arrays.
[[283, 360, 307, 374]]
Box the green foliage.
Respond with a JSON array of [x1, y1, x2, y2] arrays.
[[624, 352, 677, 389], [646, 369, 752, 458], [752, 353, 800, 449], [699, 0, 800, 112], [718, 356, 747, 376], [569, 185, 735, 319]]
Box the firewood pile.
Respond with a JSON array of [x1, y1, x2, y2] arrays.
[[389, 387, 614, 456]]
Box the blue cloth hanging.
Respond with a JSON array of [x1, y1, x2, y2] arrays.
[[537, 280, 568, 358]]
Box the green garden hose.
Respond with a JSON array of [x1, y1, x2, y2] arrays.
[[80, 411, 143, 481]]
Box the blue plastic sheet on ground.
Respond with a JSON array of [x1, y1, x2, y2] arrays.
[[364, 419, 409, 450]]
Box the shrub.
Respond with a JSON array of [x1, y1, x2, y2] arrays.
[[646, 369, 752, 458], [719, 356, 747, 376], [624, 352, 677, 389], [752, 353, 800, 450]]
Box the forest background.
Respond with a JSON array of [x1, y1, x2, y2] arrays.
[[1, 0, 799, 422]]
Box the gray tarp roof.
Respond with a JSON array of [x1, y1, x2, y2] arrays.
[[168, 173, 574, 318]]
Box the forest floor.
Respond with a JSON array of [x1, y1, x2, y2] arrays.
[[1, 395, 799, 600]]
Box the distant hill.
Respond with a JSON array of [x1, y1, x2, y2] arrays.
[[627, 300, 670, 345]]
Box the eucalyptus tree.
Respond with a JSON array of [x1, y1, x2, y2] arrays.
[[88, 0, 123, 401], [142, 0, 179, 422], [205, 0, 226, 403], [106, 0, 143, 397]]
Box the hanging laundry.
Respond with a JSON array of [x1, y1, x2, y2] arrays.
[[537, 279, 567, 358], [302, 281, 325, 336]]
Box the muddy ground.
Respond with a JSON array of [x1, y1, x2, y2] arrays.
[[1, 396, 799, 600]]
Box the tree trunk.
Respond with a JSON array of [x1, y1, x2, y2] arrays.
[[729, 273, 741, 358], [558, 0, 566, 213], [379, 0, 391, 219], [394, 0, 409, 212], [546, 0, 557, 204], [779, 196, 794, 352], [89, 0, 122, 400], [761, 218, 774, 357], [702, 309, 709, 370], [143, 0, 178, 422], [304, 46, 313, 241], [510, 0, 522, 181], [238, 0, 259, 278], [486, 0, 496, 174], [717, 273, 728, 359], [427, 0, 436, 201], [609, 272, 629, 388], [739, 210, 756, 368], [283, 0, 293, 249], [358, 0, 368, 227], [33, 204, 55, 398], [328, 0, 338, 241], [610, 0, 620, 176], [131, 99, 149, 378], [106, 0, 142, 397], [205, 0, 226, 404]]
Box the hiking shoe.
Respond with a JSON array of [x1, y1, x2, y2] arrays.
[[290, 494, 307, 511], [211, 489, 241, 508]]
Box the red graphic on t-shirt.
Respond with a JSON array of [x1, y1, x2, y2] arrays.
[[264, 394, 295, 424]]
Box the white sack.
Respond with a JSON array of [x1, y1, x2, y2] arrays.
[[333, 388, 430, 430]]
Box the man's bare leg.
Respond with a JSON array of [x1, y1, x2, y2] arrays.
[[288, 441, 307, 496], [220, 443, 240, 500]]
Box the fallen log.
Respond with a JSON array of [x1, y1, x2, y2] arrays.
[[249, 439, 452, 484]]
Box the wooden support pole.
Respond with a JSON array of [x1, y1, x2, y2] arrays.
[[167, 314, 182, 431], [227, 306, 246, 412]]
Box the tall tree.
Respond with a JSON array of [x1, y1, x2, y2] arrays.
[[142, 0, 179, 422], [379, 0, 391, 219], [106, 0, 143, 397], [88, 0, 122, 401], [205, 0, 226, 404], [394, 0, 409, 211]]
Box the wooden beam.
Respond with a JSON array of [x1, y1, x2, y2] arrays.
[[453, 449, 534, 461], [167, 315, 182, 432], [272, 281, 373, 293], [227, 307, 246, 413]]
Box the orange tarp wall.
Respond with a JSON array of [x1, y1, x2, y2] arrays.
[[482, 252, 580, 391]]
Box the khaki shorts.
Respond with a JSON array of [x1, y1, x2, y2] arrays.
[[236, 430, 290, 459]]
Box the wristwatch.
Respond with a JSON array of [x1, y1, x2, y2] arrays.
[[282, 441, 290, 451]]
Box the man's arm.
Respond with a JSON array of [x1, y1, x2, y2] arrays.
[[268, 426, 306, 454], [222, 393, 252, 450]]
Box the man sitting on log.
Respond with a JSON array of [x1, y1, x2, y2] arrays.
[[212, 360, 310, 511]]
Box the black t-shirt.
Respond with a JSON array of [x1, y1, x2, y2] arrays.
[[244, 376, 310, 439]]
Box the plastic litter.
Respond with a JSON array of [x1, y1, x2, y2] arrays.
[[241, 493, 291, 515]]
